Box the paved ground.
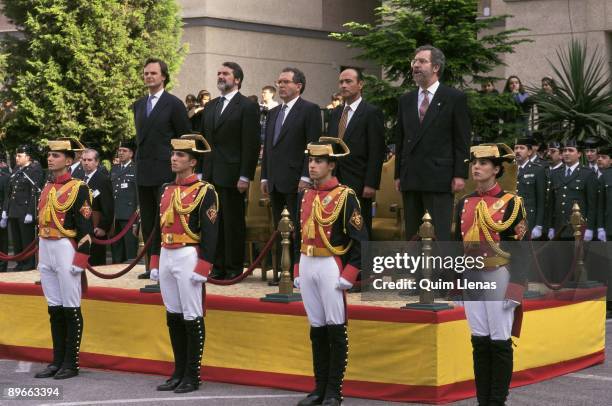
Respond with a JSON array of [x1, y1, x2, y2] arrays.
[[1, 320, 611, 406]]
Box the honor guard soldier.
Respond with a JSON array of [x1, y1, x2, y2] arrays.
[[545, 138, 598, 284], [294, 137, 368, 406], [584, 137, 601, 176], [111, 140, 138, 263], [0, 159, 9, 272], [546, 138, 598, 241], [2, 144, 44, 271], [597, 144, 612, 242], [454, 143, 528, 406], [34, 138, 94, 380], [149, 134, 219, 394], [514, 137, 546, 239]]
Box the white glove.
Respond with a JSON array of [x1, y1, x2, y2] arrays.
[[24, 214, 33, 224], [336, 277, 353, 290], [1, 211, 7, 220], [530, 225, 542, 240], [503, 299, 520, 310], [584, 229, 593, 241], [597, 228, 607, 242], [0, 218, 7, 229], [150, 268, 159, 281], [190, 273, 207, 284], [70, 266, 84, 275], [547, 228, 555, 240], [293, 277, 300, 289]]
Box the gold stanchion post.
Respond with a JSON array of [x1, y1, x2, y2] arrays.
[[261, 207, 302, 303], [568, 202, 599, 288], [403, 211, 451, 311]]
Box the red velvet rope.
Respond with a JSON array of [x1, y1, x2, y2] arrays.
[[528, 231, 580, 291], [91, 211, 140, 245], [0, 239, 38, 261], [86, 231, 154, 279], [207, 230, 280, 285]]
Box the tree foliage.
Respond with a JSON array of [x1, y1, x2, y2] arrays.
[[330, 0, 530, 141], [530, 40, 612, 143], [1, 0, 186, 156]]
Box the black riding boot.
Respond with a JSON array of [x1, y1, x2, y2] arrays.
[[322, 324, 348, 406], [174, 317, 204, 393], [35, 306, 66, 378], [471, 335, 492, 406], [297, 326, 330, 406], [489, 339, 513, 406], [157, 312, 188, 391], [54, 307, 82, 379]]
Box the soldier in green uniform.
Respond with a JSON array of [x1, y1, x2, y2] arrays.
[[110, 140, 139, 263], [514, 137, 546, 239], [546, 139, 598, 282]]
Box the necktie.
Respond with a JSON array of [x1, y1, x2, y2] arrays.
[[215, 97, 225, 122], [518, 166, 525, 177], [419, 90, 430, 123], [565, 167, 571, 177], [146, 95, 154, 117], [273, 105, 288, 145], [337, 105, 351, 139]]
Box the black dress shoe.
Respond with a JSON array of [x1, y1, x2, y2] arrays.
[[53, 368, 78, 379], [321, 398, 341, 406], [34, 364, 60, 378], [137, 271, 151, 280], [173, 380, 199, 393], [297, 393, 325, 405], [156, 377, 181, 391]]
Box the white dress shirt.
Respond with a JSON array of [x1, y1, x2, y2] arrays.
[[417, 81, 440, 114]]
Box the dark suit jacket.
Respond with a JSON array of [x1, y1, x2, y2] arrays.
[[394, 84, 471, 192], [261, 97, 321, 194], [87, 169, 114, 232], [200, 92, 260, 188], [133, 90, 191, 187], [327, 100, 385, 194]]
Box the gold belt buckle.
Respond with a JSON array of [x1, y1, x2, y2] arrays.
[[42, 227, 50, 237], [164, 234, 174, 244], [306, 245, 314, 256]]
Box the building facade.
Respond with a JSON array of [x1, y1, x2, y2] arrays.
[[481, 0, 612, 91]]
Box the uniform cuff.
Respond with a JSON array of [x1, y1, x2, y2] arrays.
[[293, 263, 299, 278], [505, 282, 525, 303], [150, 255, 160, 270], [73, 252, 89, 269], [341, 264, 360, 285], [194, 258, 212, 277]]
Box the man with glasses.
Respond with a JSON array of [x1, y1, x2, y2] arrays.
[[260, 67, 321, 282], [394, 45, 471, 241]]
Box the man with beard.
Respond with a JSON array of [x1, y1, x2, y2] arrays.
[[394, 45, 470, 241], [199, 62, 260, 279]]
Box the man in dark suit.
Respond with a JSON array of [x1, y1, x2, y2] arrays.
[[394, 45, 470, 241], [327, 68, 385, 235], [200, 62, 260, 279], [260, 67, 321, 281], [82, 149, 114, 266], [111, 140, 139, 263], [3, 145, 44, 271], [133, 58, 191, 278]]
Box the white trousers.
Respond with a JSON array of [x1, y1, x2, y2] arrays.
[[463, 267, 514, 340], [38, 238, 82, 307], [159, 246, 203, 320], [299, 254, 345, 327]]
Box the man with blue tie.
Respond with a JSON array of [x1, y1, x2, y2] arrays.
[[132, 58, 191, 278], [260, 67, 321, 280]]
